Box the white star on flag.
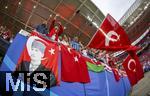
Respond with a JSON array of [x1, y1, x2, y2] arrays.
[[49, 48, 55, 55], [74, 56, 78, 62]]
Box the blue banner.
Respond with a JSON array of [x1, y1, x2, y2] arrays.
[[0, 33, 27, 71], [50, 71, 131, 96]]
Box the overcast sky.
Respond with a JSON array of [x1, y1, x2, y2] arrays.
[[91, 0, 136, 21]]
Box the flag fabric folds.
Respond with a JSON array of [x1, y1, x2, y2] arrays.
[[87, 14, 131, 51], [61, 45, 90, 83], [15, 32, 59, 86], [122, 51, 144, 86]]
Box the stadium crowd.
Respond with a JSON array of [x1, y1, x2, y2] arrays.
[[0, 14, 149, 73]]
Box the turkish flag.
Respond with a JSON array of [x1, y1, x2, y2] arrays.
[[122, 52, 144, 86], [61, 45, 90, 83], [87, 14, 131, 51], [42, 41, 59, 83], [112, 68, 120, 82], [16, 32, 59, 84]]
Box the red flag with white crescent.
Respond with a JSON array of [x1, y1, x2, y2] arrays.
[[16, 31, 60, 86], [87, 14, 131, 51], [122, 52, 144, 86]]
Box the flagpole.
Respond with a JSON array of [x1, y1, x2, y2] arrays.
[[121, 77, 127, 96], [86, 14, 107, 47], [119, 66, 127, 96], [58, 51, 61, 84], [104, 70, 110, 96], [86, 27, 98, 47], [83, 83, 87, 96]]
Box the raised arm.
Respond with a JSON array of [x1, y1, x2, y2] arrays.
[[57, 22, 64, 36], [49, 14, 59, 32]]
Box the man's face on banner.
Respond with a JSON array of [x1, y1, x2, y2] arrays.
[[30, 47, 44, 61], [30, 40, 46, 61]]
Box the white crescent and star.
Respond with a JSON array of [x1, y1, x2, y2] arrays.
[[128, 59, 136, 72], [105, 30, 120, 46]]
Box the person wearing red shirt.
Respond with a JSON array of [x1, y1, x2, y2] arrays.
[[47, 14, 64, 41]]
